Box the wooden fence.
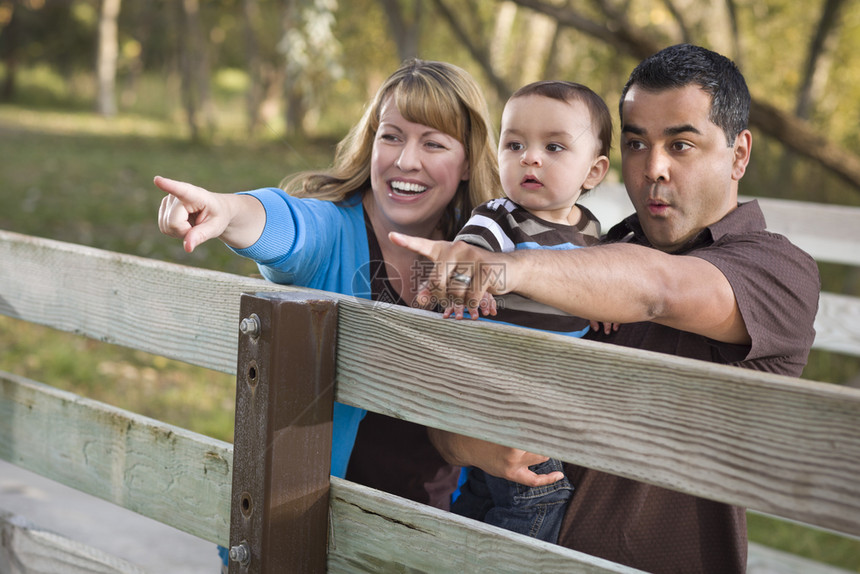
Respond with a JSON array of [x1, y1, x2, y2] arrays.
[[1, 192, 860, 573]]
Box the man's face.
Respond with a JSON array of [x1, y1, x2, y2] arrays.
[[620, 85, 751, 252]]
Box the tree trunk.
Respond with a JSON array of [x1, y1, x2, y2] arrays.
[[540, 12, 566, 80], [281, 0, 303, 138], [795, 0, 846, 119], [723, 0, 743, 66], [175, 0, 198, 140], [777, 0, 846, 192], [119, 3, 150, 108], [379, 0, 421, 61], [521, 11, 557, 84], [429, 0, 513, 102], [489, 0, 517, 75], [243, 0, 265, 136], [176, 0, 213, 141], [1, 2, 21, 101], [96, 0, 122, 117]]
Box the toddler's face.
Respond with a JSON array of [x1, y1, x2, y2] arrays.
[[498, 94, 605, 225]]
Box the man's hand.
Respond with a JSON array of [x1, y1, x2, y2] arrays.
[[390, 232, 515, 320], [428, 429, 565, 487]]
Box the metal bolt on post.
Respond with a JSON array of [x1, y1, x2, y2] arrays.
[[229, 541, 251, 568], [239, 314, 261, 338]]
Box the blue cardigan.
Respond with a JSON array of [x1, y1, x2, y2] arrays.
[[232, 187, 370, 478]]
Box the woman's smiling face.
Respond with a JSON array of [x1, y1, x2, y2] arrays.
[[367, 96, 470, 238]]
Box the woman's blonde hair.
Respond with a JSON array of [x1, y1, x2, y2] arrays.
[[283, 59, 501, 240]]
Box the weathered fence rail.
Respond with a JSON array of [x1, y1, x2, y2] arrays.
[[2, 192, 860, 573]]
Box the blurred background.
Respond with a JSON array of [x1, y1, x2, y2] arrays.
[[1, 0, 859, 568]]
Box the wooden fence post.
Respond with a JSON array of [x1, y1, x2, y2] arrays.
[[228, 292, 338, 574]]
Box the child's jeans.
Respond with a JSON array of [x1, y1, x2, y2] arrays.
[[451, 459, 573, 543]]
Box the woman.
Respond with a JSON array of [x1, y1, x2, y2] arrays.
[[155, 59, 501, 508]]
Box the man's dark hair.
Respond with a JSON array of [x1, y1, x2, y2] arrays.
[[619, 44, 750, 146]]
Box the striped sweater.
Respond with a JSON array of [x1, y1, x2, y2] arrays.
[[454, 197, 601, 335]]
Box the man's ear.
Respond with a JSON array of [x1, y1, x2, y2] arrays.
[[732, 130, 752, 181]]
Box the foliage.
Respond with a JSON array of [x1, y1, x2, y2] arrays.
[[6, 1, 858, 195], [0, 0, 96, 72], [281, 0, 343, 98]]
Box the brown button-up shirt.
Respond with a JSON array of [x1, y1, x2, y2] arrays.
[[559, 201, 820, 573]]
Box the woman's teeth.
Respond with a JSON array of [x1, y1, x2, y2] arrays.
[[391, 181, 427, 194]]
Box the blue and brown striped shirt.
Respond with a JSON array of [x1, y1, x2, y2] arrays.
[[454, 198, 601, 335]]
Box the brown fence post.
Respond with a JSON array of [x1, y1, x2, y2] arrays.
[[228, 292, 338, 574]]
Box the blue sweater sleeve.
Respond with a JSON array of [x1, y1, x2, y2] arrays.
[[229, 187, 369, 478], [231, 188, 371, 295]]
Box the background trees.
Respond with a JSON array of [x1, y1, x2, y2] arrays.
[[3, 0, 859, 196], [3, 0, 858, 201], [2, 0, 859, 291]]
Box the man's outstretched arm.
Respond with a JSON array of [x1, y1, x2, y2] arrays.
[[391, 232, 750, 345]]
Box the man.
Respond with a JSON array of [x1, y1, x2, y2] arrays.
[[391, 44, 820, 572]]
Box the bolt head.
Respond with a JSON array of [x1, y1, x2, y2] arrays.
[[239, 314, 261, 337], [229, 542, 251, 566]]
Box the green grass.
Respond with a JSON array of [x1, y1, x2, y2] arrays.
[[748, 513, 860, 570], [0, 317, 237, 441], [1, 73, 860, 569], [0, 89, 334, 442], [0, 105, 331, 274]]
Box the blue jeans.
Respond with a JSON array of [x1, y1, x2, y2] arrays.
[[451, 460, 572, 543]]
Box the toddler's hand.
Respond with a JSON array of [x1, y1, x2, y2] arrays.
[[444, 292, 497, 319], [589, 320, 620, 335]]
